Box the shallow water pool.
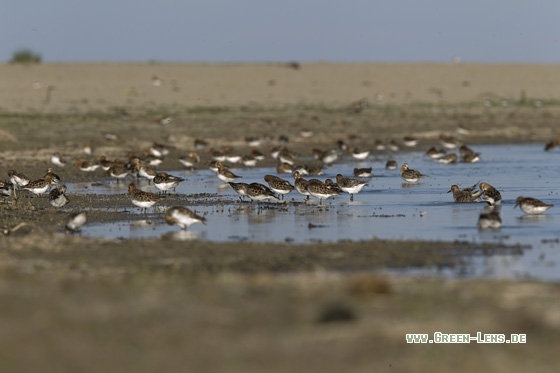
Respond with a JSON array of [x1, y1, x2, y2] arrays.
[[77, 144, 560, 280]]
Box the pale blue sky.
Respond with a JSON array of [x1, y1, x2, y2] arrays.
[[2, 1, 560, 63]]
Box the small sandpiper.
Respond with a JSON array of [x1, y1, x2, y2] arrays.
[[276, 162, 293, 174], [479, 182, 502, 206], [241, 155, 258, 168], [153, 172, 184, 192], [228, 182, 250, 201], [514, 197, 554, 215], [478, 210, 502, 230], [318, 149, 339, 165], [149, 142, 171, 158], [107, 162, 130, 183], [438, 153, 458, 164], [244, 136, 262, 148], [49, 185, 69, 208], [325, 179, 343, 194], [65, 211, 87, 233], [354, 167, 373, 177], [385, 159, 398, 170], [293, 171, 311, 200], [336, 174, 367, 201], [402, 136, 418, 147], [179, 152, 200, 170], [351, 148, 370, 161], [400, 163, 427, 183], [215, 161, 242, 183], [247, 183, 282, 203], [448, 184, 483, 203], [425, 147, 447, 159], [278, 149, 297, 165], [44, 168, 61, 185], [0, 181, 13, 198], [385, 160, 398, 170], [250, 148, 265, 161], [459, 145, 481, 163], [165, 206, 206, 230], [307, 179, 340, 205], [8, 170, 30, 188], [98, 156, 114, 171], [440, 133, 460, 149], [50, 153, 67, 168], [194, 138, 209, 149], [264, 175, 294, 199], [135, 163, 157, 183], [209, 148, 227, 162], [23, 175, 53, 196], [128, 183, 162, 212], [75, 160, 100, 172], [461, 152, 481, 163]]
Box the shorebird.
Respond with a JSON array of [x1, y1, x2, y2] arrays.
[[50, 153, 67, 168], [75, 160, 99, 172], [241, 155, 258, 167], [400, 163, 427, 183], [276, 162, 293, 174], [194, 138, 209, 149], [22, 175, 53, 196], [8, 170, 30, 188], [97, 156, 114, 171], [215, 161, 242, 183], [402, 136, 418, 147], [49, 185, 69, 208], [228, 182, 250, 201], [247, 182, 282, 204], [293, 171, 311, 200], [351, 148, 370, 160], [65, 211, 87, 233], [307, 179, 339, 205], [514, 197, 554, 215], [448, 184, 483, 203], [425, 147, 447, 159], [107, 162, 129, 183], [165, 206, 206, 230], [385, 160, 398, 170], [438, 153, 458, 164], [278, 149, 297, 165], [336, 174, 367, 201], [479, 182, 502, 206], [179, 152, 200, 170], [354, 167, 373, 177], [0, 181, 13, 198], [153, 172, 184, 192], [149, 142, 170, 158], [135, 163, 157, 183], [324, 179, 343, 194], [440, 133, 460, 149], [459, 145, 481, 163], [264, 175, 294, 200], [128, 183, 162, 212]]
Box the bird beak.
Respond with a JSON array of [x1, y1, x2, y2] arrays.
[[447, 189, 452, 193]]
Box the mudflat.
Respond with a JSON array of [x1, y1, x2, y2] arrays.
[[0, 63, 559, 372]]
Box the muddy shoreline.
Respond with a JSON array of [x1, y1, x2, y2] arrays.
[[1, 63, 559, 370]]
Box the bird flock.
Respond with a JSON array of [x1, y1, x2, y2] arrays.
[[1, 129, 555, 236]]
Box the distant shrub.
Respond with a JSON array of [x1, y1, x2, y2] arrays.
[[9, 48, 42, 64]]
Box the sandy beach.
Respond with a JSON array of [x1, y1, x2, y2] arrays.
[[2, 62, 560, 112]]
